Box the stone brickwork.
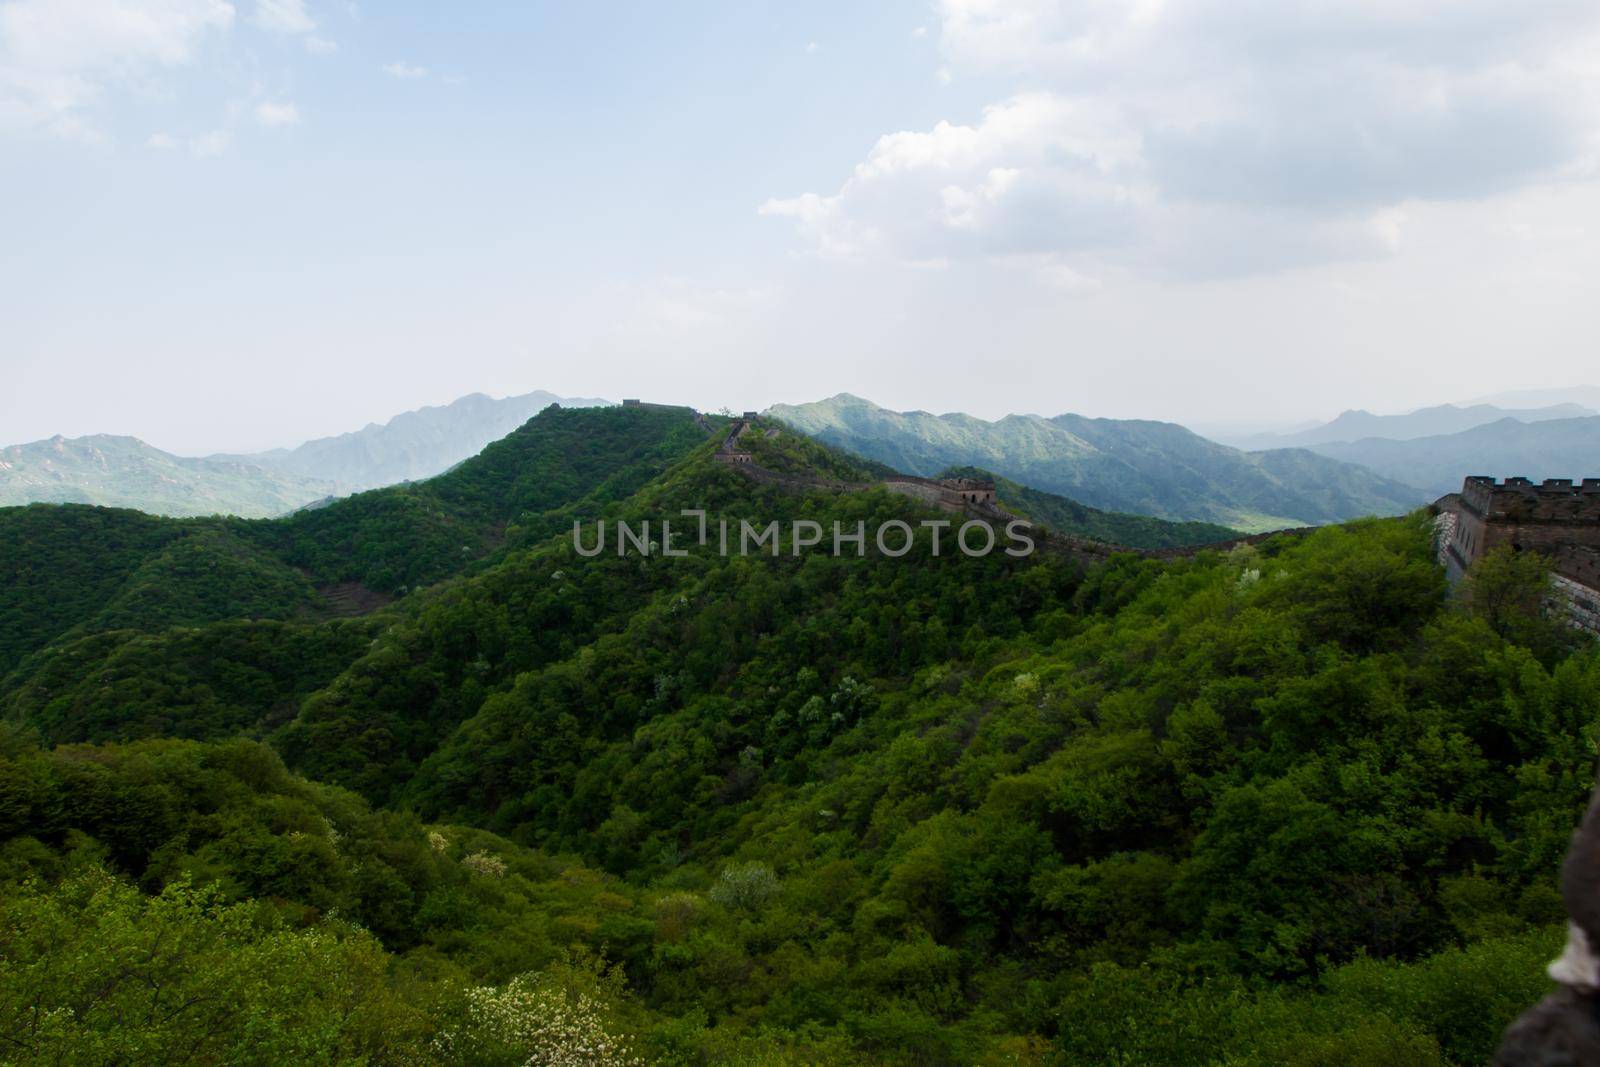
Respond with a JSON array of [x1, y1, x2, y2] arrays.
[[880, 475, 998, 513], [1436, 476, 1600, 637], [1434, 502, 1463, 581], [1555, 575, 1600, 637], [1555, 546, 1600, 590], [1450, 476, 1600, 569], [1445, 477, 1600, 564]]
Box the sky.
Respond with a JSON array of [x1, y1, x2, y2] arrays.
[[4, 0, 1600, 455]]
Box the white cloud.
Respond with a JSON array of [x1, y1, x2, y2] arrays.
[[303, 32, 333, 52], [254, 99, 297, 125], [188, 126, 228, 155], [805, 41, 818, 54], [144, 129, 176, 148], [252, 0, 310, 33], [763, 93, 1143, 264], [765, 0, 1600, 280], [0, 0, 235, 137], [912, 25, 927, 39], [382, 60, 427, 79]]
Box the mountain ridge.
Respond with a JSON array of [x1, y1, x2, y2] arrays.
[[768, 393, 1426, 531], [0, 389, 611, 519], [0, 434, 341, 518], [1309, 414, 1600, 497], [217, 388, 611, 490], [1217, 401, 1595, 450]]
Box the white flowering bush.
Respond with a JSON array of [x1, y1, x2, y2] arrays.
[[427, 830, 450, 853], [433, 971, 642, 1067], [461, 851, 507, 878]]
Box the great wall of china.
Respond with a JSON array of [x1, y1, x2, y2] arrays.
[[707, 414, 1600, 635], [1435, 477, 1600, 635], [711, 416, 1316, 566]]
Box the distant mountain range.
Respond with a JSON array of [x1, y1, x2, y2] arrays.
[[217, 389, 609, 491], [1216, 401, 1596, 451], [1195, 389, 1600, 499], [0, 390, 610, 518], [0, 435, 341, 519], [768, 394, 1427, 531], [1310, 416, 1600, 497], [13, 383, 1595, 528], [1465, 385, 1600, 410]]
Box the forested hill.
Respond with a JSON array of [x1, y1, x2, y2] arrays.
[[1, 408, 1596, 1064], [0, 404, 708, 680], [0, 404, 1241, 683]]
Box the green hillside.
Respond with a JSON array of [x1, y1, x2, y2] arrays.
[[941, 464, 1241, 547], [1, 406, 1594, 1064], [769, 393, 1428, 531]]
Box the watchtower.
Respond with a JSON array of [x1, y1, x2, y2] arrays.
[[1439, 475, 1600, 635], [1445, 476, 1600, 577]]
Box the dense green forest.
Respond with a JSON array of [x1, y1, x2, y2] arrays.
[[1, 405, 1594, 1064]]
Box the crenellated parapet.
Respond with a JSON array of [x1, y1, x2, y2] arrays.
[[1438, 476, 1600, 637], [880, 475, 997, 512], [1460, 476, 1600, 524], [1449, 477, 1600, 565]]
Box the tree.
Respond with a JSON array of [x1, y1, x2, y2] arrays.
[[1463, 545, 1554, 641]]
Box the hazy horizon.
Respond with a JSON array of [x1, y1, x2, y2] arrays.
[[11, 381, 1600, 461], [7, 1, 1600, 454]]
